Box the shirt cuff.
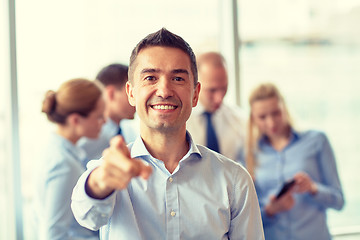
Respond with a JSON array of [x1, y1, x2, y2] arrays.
[[71, 159, 117, 230]]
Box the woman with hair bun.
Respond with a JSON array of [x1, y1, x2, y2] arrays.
[[34, 78, 105, 240], [246, 82, 344, 240]]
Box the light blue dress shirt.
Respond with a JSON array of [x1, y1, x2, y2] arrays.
[[71, 132, 264, 240], [33, 132, 98, 240], [254, 129, 344, 240], [77, 118, 138, 166]]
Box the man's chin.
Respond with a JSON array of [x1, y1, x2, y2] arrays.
[[208, 107, 218, 113], [150, 122, 178, 132]]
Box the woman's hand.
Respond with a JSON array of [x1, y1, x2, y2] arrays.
[[265, 191, 295, 217], [293, 172, 318, 195]]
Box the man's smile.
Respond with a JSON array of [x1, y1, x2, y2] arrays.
[[151, 104, 177, 110]]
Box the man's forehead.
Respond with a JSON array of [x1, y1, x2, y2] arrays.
[[134, 47, 192, 72], [138, 46, 188, 59]]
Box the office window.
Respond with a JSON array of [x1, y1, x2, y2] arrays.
[[1, 0, 19, 239], [238, 0, 360, 234], [0, 16, 12, 240]]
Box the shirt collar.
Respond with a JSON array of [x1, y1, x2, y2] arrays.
[[258, 128, 300, 148], [130, 131, 202, 162], [51, 132, 87, 163], [107, 118, 119, 130]]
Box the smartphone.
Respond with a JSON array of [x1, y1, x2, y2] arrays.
[[276, 179, 296, 199]]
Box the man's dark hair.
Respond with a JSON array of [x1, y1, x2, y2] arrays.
[[96, 63, 129, 88], [128, 28, 198, 86]]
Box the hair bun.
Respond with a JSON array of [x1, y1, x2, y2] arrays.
[[41, 90, 56, 114]]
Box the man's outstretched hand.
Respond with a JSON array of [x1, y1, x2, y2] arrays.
[[85, 136, 153, 199]]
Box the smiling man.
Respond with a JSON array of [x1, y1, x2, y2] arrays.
[[71, 28, 264, 240]]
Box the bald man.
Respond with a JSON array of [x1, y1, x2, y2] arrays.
[[186, 52, 246, 163]]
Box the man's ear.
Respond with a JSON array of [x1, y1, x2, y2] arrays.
[[192, 82, 201, 107], [126, 81, 136, 107], [105, 85, 116, 101]]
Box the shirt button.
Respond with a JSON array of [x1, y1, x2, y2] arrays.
[[170, 210, 176, 217], [169, 177, 173, 183]]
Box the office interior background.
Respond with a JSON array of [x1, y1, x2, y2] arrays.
[[1, 0, 360, 239]]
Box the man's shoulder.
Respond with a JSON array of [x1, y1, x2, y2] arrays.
[[195, 145, 252, 187], [196, 144, 247, 171]]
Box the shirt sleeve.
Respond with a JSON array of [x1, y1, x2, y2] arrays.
[[228, 167, 265, 240], [253, 181, 279, 227], [235, 147, 246, 166], [307, 133, 345, 210], [41, 159, 82, 240], [71, 159, 117, 231]]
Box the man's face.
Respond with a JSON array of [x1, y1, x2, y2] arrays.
[[112, 84, 136, 120], [198, 65, 228, 113], [126, 46, 200, 133]]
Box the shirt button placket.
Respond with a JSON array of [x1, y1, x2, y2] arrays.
[[166, 176, 179, 240], [170, 210, 176, 217]]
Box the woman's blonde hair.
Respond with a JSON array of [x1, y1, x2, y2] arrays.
[[41, 78, 103, 124], [246, 83, 293, 178]]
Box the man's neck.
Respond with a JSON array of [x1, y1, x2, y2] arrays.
[[106, 110, 122, 125], [141, 128, 189, 173]]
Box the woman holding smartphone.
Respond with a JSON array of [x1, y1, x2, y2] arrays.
[[246, 83, 344, 240], [34, 78, 105, 240]]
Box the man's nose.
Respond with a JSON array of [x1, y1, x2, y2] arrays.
[[156, 78, 173, 98], [213, 91, 225, 105]]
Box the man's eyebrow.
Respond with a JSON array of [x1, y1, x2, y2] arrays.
[[140, 68, 160, 74], [172, 69, 189, 75], [140, 68, 189, 75]]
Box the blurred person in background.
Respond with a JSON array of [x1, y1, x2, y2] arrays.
[[246, 82, 344, 240], [33, 78, 105, 240], [77, 63, 137, 165], [186, 52, 246, 163]]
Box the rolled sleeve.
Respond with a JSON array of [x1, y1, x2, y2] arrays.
[[310, 133, 345, 210], [71, 160, 117, 231]]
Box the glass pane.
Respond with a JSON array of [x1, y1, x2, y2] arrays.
[[1, 0, 16, 239], [238, 0, 360, 233]]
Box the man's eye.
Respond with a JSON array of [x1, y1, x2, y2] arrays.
[[145, 76, 156, 81], [173, 77, 184, 81], [209, 89, 217, 94]]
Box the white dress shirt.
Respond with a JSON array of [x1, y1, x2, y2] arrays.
[[71, 132, 264, 240], [186, 103, 247, 163]]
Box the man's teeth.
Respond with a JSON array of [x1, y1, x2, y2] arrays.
[[152, 105, 176, 110]]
